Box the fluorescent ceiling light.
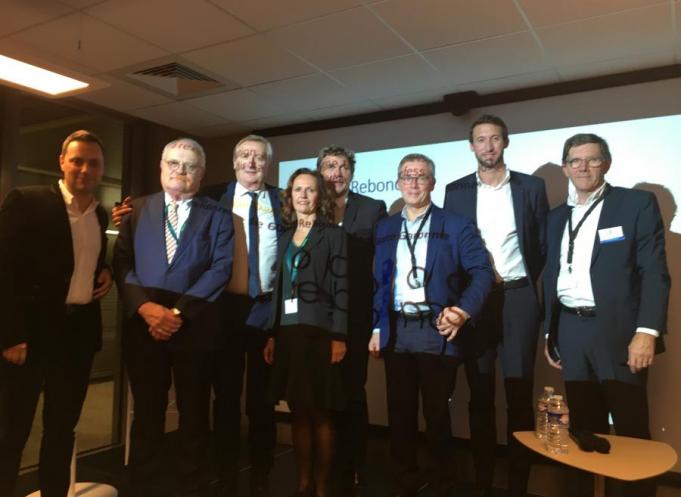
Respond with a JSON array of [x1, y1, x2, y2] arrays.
[[0, 54, 88, 96]]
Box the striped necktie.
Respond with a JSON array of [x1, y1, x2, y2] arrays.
[[165, 200, 179, 263]]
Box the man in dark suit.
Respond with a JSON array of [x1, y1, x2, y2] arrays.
[[0, 130, 112, 497], [443, 115, 548, 497], [544, 133, 670, 497], [209, 135, 283, 497], [315, 145, 387, 495], [113, 138, 233, 497], [369, 153, 494, 497]]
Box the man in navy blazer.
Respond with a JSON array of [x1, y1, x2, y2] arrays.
[[543, 133, 669, 497], [114, 138, 233, 497], [443, 115, 548, 497], [369, 153, 494, 497]]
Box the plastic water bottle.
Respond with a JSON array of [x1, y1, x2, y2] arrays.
[[546, 395, 570, 455], [535, 386, 555, 439]]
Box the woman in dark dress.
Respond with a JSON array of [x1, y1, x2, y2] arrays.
[[264, 168, 348, 497]]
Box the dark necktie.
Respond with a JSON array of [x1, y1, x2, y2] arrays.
[[247, 192, 261, 297]]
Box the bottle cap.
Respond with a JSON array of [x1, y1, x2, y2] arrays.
[[544, 386, 555, 392], [553, 395, 563, 401]]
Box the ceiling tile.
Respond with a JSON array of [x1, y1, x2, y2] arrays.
[[73, 75, 173, 110], [556, 51, 674, 80], [208, 0, 362, 31], [424, 32, 547, 85], [12, 12, 167, 72], [187, 122, 249, 138], [0, 0, 72, 37], [58, 0, 106, 8], [250, 74, 361, 112], [371, 85, 454, 108], [269, 7, 411, 70], [331, 54, 447, 99], [86, 0, 253, 53], [518, 0, 666, 28], [184, 89, 287, 122], [0, 36, 98, 75], [538, 3, 674, 67], [303, 100, 383, 120], [130, 102, 227, 131], [183, 35, 315, 87], [373, 0, 526, 50], [455, 69, 560, 94]]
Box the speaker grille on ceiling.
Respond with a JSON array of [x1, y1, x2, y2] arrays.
[[132, 62, 218, 82]]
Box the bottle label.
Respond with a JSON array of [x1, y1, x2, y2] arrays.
[[548, 412, 569, 425]]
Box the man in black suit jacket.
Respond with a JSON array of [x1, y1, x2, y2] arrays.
[[443, 115, 548, 497], [544, 133, 670, 497], [316, 145, 387, 495], [0, 130, 112, 497]]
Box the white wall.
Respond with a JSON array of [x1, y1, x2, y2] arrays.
[[267, 76, 681, 470]]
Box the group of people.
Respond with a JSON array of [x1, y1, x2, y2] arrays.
[[0, 113, 669, 497]]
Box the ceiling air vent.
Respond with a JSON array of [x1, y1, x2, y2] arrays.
[[127, 62, 223, 97]]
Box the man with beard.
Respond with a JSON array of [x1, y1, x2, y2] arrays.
[[443, 115, 548, 497], [316, 146, 387, 495]]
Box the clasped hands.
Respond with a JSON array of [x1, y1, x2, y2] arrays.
[[138, 302, 182, 341]]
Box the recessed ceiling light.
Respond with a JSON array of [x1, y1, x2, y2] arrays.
[[0, 54, 89, 96]]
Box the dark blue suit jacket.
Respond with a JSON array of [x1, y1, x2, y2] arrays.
[[443, 171, 548, 293], [543, 186, 670, 358], [373, 205, 494, 355], [114, 192, 233, 347]]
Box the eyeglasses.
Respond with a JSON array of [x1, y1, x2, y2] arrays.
[[399, 175, 432, 185], [565, 157, 605, 169], [164, 159, 202, 174]]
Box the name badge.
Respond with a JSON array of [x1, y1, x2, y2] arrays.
[[403, 286, 426, 305], [284, 298, 298, 314], [598, 226, 625, 244]]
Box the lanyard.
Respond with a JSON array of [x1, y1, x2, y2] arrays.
[[286, 233, 310, 294], [566, 186, 608, 273], [402, 206, 432, 285]]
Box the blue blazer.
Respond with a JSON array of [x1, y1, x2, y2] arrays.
[[373, 205, 494, 355], [443, 171, 548, 293], [114, 192, 234, 325], [543, 186, 670, 357]]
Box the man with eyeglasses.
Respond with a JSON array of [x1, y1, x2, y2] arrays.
[[370, 153, 494, 497], [543, 133, 669, 497], [443, 114, 548, 497], [113, 138, 233, 497], [315, 145, 386, 495]]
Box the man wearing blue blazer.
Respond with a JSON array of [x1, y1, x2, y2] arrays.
[[544, 134, 670, 497], [209, 135, 283, 497], [369, 153, 494, 497], [443, 115, 548, 497], [114, 138, 233, 497]]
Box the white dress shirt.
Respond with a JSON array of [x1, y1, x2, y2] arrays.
[[60, 180, 101, 305], [556, 182, 658, 336], [476, 169, 526, 281], [233, 182, 277, 294], [394, 205, 431, 314]]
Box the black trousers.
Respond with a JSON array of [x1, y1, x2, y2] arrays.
[[463, 284, 540, 497], [334, 321, 371, 486], [211, 295, 276, 483], [0, 309, 97, 497], [384, 350, 462, 496], [124, 322, 212, 496]]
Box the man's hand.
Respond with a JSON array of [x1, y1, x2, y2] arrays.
[[92, 268, 113, 300], [2, 343, 27, 365], [436, 306, 469, 342], [263, 338, 274, 365], [137, 302, 182, 341], [368, 334, 380, 358], [112, 197, 132, 227], [628, 332, 656, 374], [544, 341, 562, 370], [331, 340, 346, 364]]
